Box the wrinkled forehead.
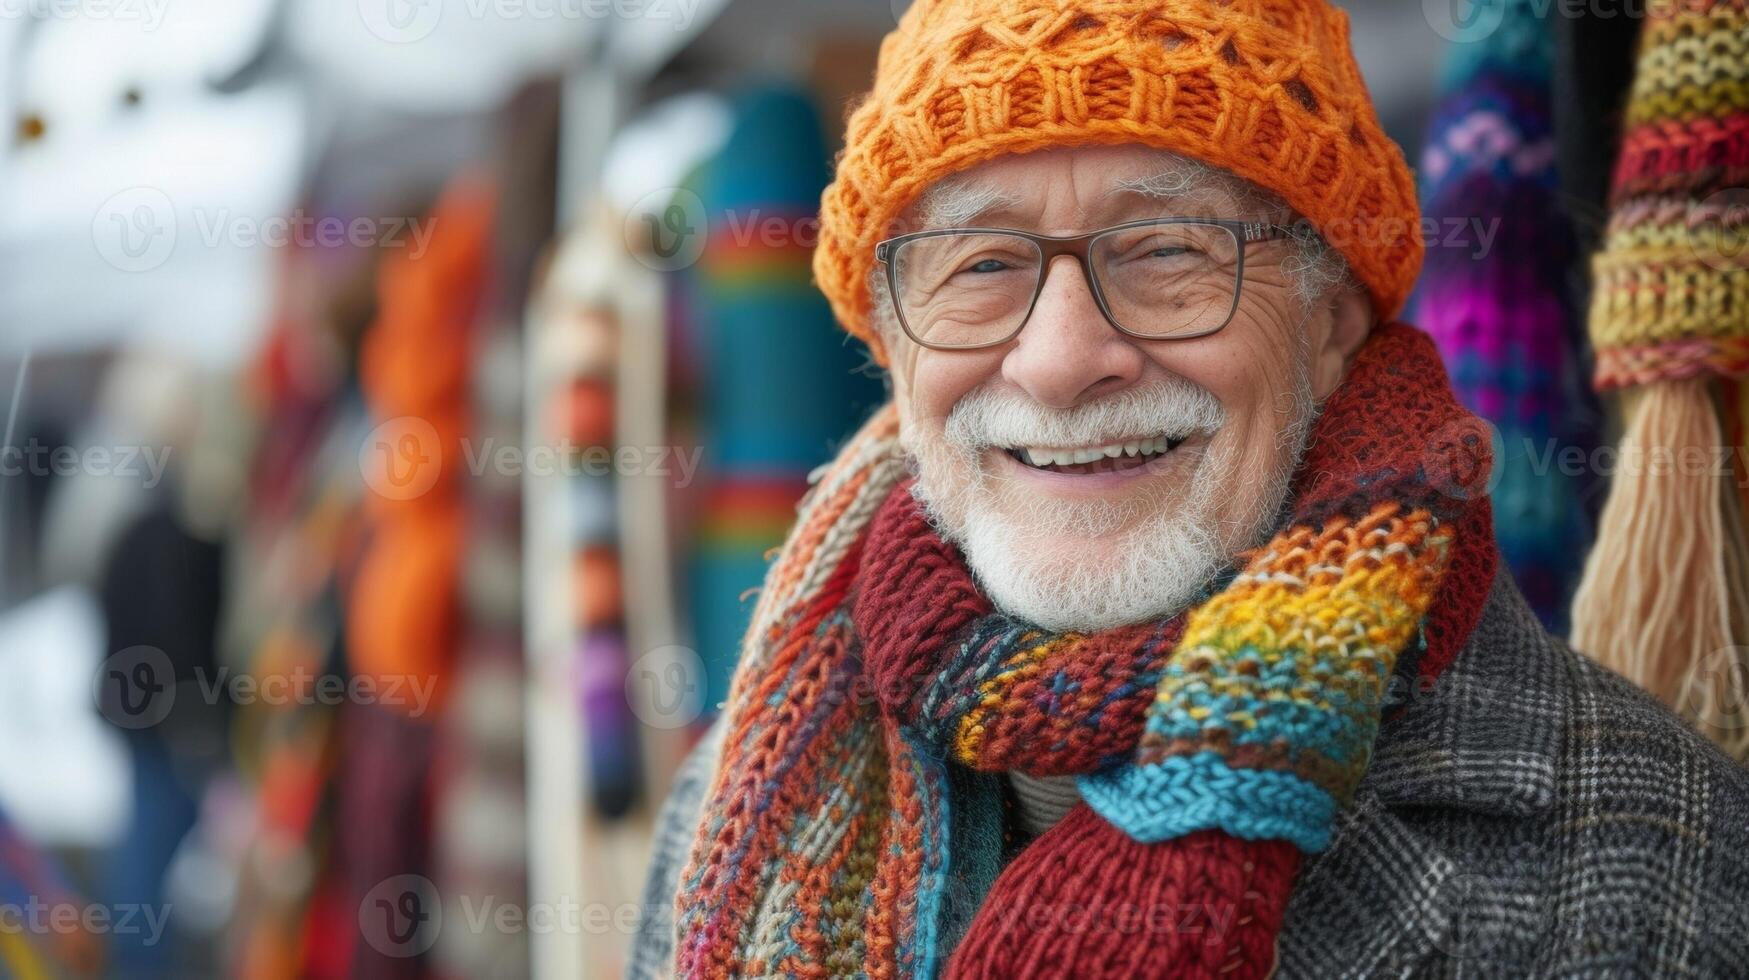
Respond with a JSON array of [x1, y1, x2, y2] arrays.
[[900, 144, 1271, 234]]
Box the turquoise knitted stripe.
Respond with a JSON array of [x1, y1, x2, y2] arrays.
[[902, 729, 954, 979], [1077, 753, 1336, 854], [1143, 648, 1387, 765]]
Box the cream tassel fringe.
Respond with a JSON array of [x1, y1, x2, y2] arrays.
[[1571, 380, 1749, 759]]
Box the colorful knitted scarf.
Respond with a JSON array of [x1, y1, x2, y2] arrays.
[[675, 324, 1497, 978]]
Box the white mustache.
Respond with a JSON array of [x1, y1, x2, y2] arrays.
[[942, 379, 1226, 450]]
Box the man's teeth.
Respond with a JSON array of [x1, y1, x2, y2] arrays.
[[1015, 436, 1176, 467]]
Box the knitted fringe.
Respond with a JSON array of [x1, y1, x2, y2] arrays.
[[1571, 381, 1749, 758]]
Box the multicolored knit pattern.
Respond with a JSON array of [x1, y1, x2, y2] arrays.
[[1411, 0, 1599, 629], [674, 324, 1498, 978], [1082, 502, 1441, 852], [685, 86, 886, 718], [1589, 1, 1749, 388]]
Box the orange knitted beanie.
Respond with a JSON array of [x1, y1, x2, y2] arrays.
[[815, 0, 1423, 364]]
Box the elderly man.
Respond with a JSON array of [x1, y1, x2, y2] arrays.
[[634, 2, 1749, 977]]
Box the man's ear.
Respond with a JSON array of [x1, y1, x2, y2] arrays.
[[1309, 286, 1373, 399]]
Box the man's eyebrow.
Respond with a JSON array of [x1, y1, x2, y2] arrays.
[[1102, 166, 1242, 213], [912, 178, 1023, 228]]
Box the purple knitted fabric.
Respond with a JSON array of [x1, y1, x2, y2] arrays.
[[1413, 4, 1600, 629]]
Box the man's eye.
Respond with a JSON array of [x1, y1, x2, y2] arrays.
[[1149, 246, 1193, 259], [963, 258, 1011, 274]]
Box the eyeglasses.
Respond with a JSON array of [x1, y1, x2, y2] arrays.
[[874, 218, 1293, 351]]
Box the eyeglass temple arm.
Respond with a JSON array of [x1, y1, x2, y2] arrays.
[[1241, 221, 1296, 244]]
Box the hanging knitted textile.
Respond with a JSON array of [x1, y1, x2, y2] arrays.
[[685, 86, 885, 721], [1570, 0, 1749, 760], [1413, 0, 1600, 630]]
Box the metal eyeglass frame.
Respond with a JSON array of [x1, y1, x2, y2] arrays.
[[873, 217, 1296, 351]]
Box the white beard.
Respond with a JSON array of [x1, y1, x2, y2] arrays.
[[907, 373, 1313, 632]]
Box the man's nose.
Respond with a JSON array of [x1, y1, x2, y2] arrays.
[[1001, 256, 1146, 409]]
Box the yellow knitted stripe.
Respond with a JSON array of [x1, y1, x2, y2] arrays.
[[1165, 506, 1445, 724], [1639, 9, 1749, 53], [1626, 79, 1749, 123], [1590, 249, 1749, 349], [1602, 207, 1749, 252], [952, 632, 1063, 763]]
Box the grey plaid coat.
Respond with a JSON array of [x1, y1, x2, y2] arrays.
[[630, 571, 1749, 977]]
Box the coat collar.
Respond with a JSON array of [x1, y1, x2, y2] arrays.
[[1363, 568, 1566, 818], [1281, 569, 1569, 974]]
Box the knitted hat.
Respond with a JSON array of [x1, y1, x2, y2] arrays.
[[1570, 0, 1749, 760], [814, 0, 1424, 363], [1586, 4, 1749, 389]]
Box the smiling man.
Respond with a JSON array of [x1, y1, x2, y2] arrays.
[[634, 2, 1749, 978]]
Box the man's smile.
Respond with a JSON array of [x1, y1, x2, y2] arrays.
[[990, 432, 1209, 491]]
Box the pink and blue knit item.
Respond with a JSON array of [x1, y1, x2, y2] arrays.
[[1413, 0, 1601, 630]]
